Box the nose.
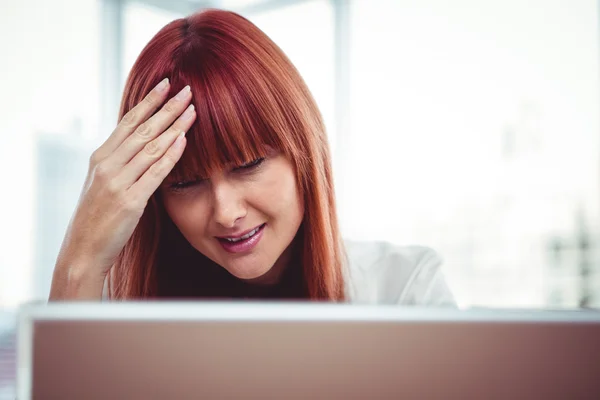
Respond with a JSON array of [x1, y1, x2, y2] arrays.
[[211, 180, 246, 229]]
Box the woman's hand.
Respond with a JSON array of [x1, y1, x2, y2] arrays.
[[49, 79, 196, 300]]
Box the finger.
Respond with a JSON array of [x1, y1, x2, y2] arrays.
[[117, 104, 196, 189], [108, 85, 192, 170], [94, 78, 171, 162], [128, 132, 188, 201]]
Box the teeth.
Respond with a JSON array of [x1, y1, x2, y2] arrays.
[[226, 226, 260, 242]]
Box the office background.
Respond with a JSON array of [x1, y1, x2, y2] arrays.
[[0, 0, 599, 398], [0, 0, 599, 310]]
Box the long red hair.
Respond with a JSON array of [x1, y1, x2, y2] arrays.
[[108, 9, 346, 300]]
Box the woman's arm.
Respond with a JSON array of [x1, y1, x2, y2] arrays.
[[49, 257, 107, 301], [46, 79, 195, 301]]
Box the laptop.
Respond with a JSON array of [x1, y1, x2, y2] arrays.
[[17, 302, 600, 399]]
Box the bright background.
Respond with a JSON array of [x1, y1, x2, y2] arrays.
[[1, 1, 600, 397], [1, 0, 599, 310]]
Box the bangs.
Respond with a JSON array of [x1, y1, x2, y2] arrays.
[[164, 50, 293, 184]]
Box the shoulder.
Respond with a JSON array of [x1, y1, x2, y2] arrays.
[[343, 239, 456, 307]]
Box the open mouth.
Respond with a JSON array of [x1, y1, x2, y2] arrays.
[[217, 223, 266, 253], [218, 223, 266, 243]]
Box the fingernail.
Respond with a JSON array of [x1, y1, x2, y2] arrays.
[[175, 85, 191, 100], [182, 104, 195, 120], [155, 78, 169, 92]]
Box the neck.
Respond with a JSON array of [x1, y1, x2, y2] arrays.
[[236, 238, 304, 299], [157, 221, 305, 299]]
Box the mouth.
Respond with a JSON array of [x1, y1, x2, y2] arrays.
[[216, 223, 266, 254]]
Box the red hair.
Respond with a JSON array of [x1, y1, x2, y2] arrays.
[[108, 9, 346, 300]]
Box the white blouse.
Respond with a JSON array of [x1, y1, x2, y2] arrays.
[[343, 239, 456, 306]]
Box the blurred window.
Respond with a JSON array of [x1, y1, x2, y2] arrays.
[[346, 0, 600, 307]]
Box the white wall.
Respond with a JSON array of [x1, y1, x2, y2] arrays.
[[0, 0, 99, 306]]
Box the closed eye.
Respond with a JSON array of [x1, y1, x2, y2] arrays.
[[168, 157, 265, 191], [169, 178, 205, 190], [233, 157, 265, 171]]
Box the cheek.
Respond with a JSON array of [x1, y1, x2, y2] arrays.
[[162, 195, 208, 236], [256, 167, 303, 219]]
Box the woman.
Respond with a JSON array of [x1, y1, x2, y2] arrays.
[[49, 9, 455, 306]]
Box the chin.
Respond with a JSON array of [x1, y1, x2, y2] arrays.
[[225, 263, 272, 281]]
